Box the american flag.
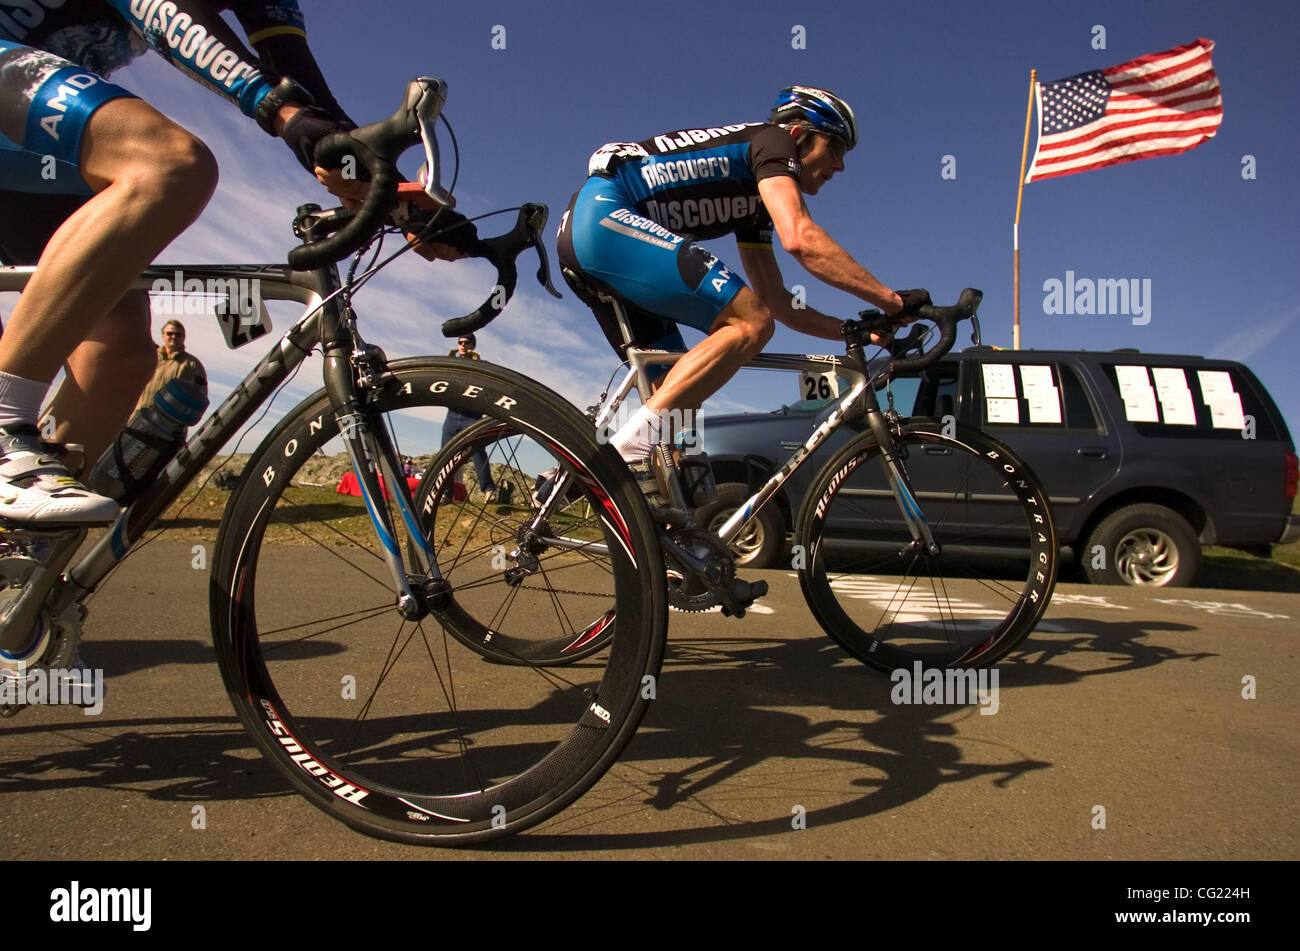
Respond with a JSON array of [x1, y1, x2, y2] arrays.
[[1025, 38, 1223, 183]]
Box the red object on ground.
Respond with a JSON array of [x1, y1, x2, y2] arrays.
[[334, 473, 424, 499]]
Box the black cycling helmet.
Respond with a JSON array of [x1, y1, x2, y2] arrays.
[[770, 85, 858, 151]]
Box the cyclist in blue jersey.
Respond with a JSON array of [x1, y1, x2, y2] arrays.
[[557, 86, 927, 492], [0, 1, 473, 524]]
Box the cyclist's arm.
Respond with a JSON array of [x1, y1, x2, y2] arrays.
[[234, 3, 353, 123], [102, 1, 351, 155], [103, 1, 285, 120], [756, 175, 903, 315], [737, 243, 844, 341]]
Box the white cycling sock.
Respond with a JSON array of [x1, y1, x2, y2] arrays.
[[0, 371, 48, 430], [610, 404, 663, 464]]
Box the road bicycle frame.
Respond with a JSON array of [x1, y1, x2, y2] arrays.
[[0, 262, 432, 655], [525, 296, 944, 569]]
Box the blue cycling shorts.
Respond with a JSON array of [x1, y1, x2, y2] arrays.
[[556, 175, 747, 336], [0, 41, 138, 262], [0, 41, 138, 197]]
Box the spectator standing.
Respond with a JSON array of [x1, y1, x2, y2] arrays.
[[441, 333, 497, 502], [134, 320, 207, 414]]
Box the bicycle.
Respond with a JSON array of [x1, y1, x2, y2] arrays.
[[0, 78, 668, 845], [422, 276, 1060, 674]]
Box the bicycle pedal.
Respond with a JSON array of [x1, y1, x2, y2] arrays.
[[721, 578, 767, 618]]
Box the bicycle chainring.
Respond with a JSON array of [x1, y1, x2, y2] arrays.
[[0, 556, 51, 672], [665, 528, 735, 613], [0, 555, 85, 675]]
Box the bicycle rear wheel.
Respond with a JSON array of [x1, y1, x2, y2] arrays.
[[796, 420, 1056, 672], [211, 358, 666, 845], [409, 417, 620, 665]]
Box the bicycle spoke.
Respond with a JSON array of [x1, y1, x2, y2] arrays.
[[260, 603, 394, 648]]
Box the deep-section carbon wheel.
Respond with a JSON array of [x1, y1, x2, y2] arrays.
[[211, 358, 666, 844], [796, 421, 1057, 673]]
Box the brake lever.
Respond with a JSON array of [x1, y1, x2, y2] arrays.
[[524, 206, 562, 299], [411, 77, 454, 209], [481, 203, 561, 299]]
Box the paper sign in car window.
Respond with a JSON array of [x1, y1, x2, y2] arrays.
[[986, 398, 1020, 423], [1151, 367, 1196, 425], [982, 365, 1019, 423], [1019, 365, 1062, 423], [982, 364, 1017, 398], [1196, 370, 1245, 429], [1114, 366, 1159, 422]]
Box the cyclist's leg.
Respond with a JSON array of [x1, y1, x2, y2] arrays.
[[557, 178, 767, 458], [0, 96, 217, 384], [0, 44, 216, 520], [645, 287, 774, 413]]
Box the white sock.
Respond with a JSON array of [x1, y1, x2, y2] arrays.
[[0, 371, 49, 430], [610, 404, 663, 464]]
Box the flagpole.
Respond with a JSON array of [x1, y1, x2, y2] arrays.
[[1014, 68, 1036, 351]]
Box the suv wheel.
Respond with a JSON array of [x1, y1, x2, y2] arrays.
[[705, 483, 786, 569], [1083, 504, 1201, 587]]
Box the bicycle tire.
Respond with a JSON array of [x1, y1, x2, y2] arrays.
[[210, 357, 667, 845], [796, 420, 1057, 672], [406, 416, 623, 665]]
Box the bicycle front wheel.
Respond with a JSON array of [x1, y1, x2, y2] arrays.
[[211, 358, 666, 845], [796, 421, 1057, 672]]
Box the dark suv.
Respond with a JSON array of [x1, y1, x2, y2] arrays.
[[701, 348, 1298, 586]]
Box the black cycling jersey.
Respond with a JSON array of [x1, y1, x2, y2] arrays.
[[0, 0, 348, 120], [589, 122, 801, 246]]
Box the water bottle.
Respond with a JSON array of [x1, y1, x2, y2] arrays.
[[88, 378, 208, 502]]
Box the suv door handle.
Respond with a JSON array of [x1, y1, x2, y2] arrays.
[[1077, 447, 1111, 460]]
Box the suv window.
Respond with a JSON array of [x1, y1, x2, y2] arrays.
[[974, 361, 1101, 432], [1102, 363, 1278, 440], [877, 375, 922, 416], [933, 370, 959, 420]]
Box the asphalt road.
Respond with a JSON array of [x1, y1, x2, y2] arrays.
[[1, 540, 1295, 861]]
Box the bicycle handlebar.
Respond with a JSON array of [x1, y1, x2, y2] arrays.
[[441, 203, 553, 338], [285, 78, 560, 334], [847, 287, 982, 375], [287, 78, 437, 270]]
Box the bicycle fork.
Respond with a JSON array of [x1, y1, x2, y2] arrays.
[[322, 349, 446, 622], [864, 408, 942, 559]]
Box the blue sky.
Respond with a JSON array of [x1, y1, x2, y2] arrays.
[[10, 0, 1296, 454]]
